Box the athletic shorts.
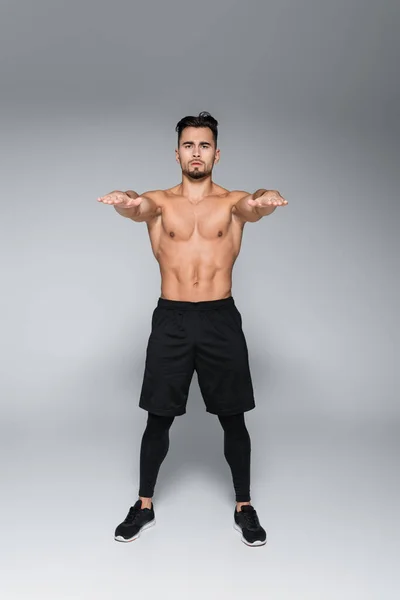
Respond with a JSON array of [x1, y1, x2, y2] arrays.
[[138, 296, 256, 416]]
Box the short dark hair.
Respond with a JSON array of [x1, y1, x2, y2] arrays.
[[175, 111, 218, 146]]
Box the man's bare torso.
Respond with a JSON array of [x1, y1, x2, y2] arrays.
[[143, 183, 248, 302]]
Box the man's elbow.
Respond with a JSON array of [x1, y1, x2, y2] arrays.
[[132, 196, 161, 222], [254, 205, 277, 218], [244, 210, 263, 223], [234, 205, 262, 223]]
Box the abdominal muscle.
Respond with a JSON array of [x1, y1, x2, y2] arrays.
[[160, 261, 233, 302], [158, 238, 237, 302]]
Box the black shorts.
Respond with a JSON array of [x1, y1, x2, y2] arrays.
[[139, 296, 256, 416]]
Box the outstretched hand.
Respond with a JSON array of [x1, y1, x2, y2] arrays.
[[247, 188, 288, 208], [97, 191, 143, 208]]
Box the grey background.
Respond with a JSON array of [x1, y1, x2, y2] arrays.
[[1, 0, 399, 598]]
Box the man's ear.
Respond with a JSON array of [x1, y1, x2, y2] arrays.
[[214, 148, 220, 164], [175, 148, 180, 163]]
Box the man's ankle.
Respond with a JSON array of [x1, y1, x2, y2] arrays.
[[236, 501, 251, 512], [139, 496, 152, 509]]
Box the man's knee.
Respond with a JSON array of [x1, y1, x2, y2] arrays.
[[217, 412, 246, 431], [145, 412, 175, 435]]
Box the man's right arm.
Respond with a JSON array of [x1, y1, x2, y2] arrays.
[[115, 190, 161, 223]]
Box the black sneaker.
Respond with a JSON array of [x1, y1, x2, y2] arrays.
[[233, 504, 267, 546], [114, 499, 156, 542]]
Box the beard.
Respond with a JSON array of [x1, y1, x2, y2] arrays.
[[182, 164, 212, 180]]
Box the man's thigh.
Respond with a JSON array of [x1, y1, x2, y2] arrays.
[[139, 306, 195, 416], [195, 305, 256, 416]]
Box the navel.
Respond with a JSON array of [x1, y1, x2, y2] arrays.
[[169, 231, 175, 238], [218, 231, 223, 237]]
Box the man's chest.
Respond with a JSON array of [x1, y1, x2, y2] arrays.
[[161, 201, 238, 240]]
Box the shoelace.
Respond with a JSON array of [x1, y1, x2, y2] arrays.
[[242, 509, 261, 530], [124, 506, 142, 524]]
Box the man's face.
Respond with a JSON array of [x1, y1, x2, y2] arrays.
[[175, 127, 220, 180]]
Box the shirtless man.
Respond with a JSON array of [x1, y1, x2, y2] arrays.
[[97, 112, 288, 546]]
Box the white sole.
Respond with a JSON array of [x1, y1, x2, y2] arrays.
[[114, 518, 156, 542], [233, 521, 267, 546]]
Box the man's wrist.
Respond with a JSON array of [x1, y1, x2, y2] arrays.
[[125, 190, 139, 200]]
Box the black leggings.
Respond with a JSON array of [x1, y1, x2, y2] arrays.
[[138, 412, 251, 502]]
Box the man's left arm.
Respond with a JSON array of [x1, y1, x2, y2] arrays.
[[232, 189, 288, 222]]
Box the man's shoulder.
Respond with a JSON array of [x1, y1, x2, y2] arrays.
[[225, 189, 250, 212], [140, 189, 170, 206], [227, 189, 250, 199], [141, 189, 165, 198], [143, 187, 180, 200], [212, 186, 249, 202]]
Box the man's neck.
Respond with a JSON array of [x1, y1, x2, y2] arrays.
[[179, 175, 214, 202]]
